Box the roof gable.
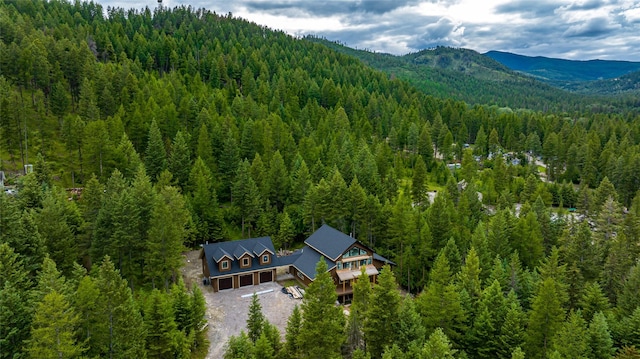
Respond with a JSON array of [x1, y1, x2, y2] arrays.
[[304, 224, 357, 261], [252, 242, 274, 256], [233, 244, 253, 259], [202, 236, 278, 277]]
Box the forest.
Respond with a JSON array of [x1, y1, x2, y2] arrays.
[[0, 0, 639, 358]]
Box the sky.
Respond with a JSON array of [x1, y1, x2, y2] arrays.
[[102, 0, 640, 61]]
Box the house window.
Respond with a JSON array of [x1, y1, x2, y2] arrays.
[[343, 246, 368, 258], [243, 258, 250, 267], [222, 261, 229, 269], [262, 254, 269, 263], [337, 261, 342, 270], [297, 271, 304, 279]]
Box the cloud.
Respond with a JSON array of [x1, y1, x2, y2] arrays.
[[563, 17, 620, 37], [407, 17, 464, 49], [241, 0, 420, 17], [98, 0, 640, 61], [494, 0, 560, 18]]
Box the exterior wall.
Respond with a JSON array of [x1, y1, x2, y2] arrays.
[[289, 266, 313, 286], [202, 256, 210, 278]]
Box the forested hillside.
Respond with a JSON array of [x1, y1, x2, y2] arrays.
[[1, 1, 640, 359], [307, 38, 637, 112]]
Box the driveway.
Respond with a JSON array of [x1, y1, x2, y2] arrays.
[[181, 251, 300, 358]]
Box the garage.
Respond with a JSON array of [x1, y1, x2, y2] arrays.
[[259, 271, 273, 283], [218, 277, 233, 291], [239, 274, 253, 287]]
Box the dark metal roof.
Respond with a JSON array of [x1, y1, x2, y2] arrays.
[[233, 244, 253, 259], [304, 224, 357, 261], [203, 237, 279, 278], [373, 252, 396, 266], [212, 247, 232, 262], [290, 246, 335, 281]]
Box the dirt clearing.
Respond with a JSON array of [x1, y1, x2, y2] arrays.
[[181, 250, 299, 358]]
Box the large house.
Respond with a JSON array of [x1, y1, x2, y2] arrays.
[[200, 224, 393, 302], [284, 224, 394, 303]]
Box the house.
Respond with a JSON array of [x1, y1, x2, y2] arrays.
[[200, 225, 394, 302], [283, 224, 394, 303], [200, 236, 279, 292]]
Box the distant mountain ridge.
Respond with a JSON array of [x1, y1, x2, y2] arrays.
[[485, 50, 640, 87], [307, 38, 599, 111]]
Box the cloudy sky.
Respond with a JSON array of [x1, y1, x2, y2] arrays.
[[103, 0, 640, 61]]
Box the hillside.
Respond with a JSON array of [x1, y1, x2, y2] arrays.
[[308, 38, 612, 112], [485, 50, 640, 95], [1, 2, 640, 359]]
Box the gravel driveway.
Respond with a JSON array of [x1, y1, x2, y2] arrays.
[[182, 251, 300, 358]]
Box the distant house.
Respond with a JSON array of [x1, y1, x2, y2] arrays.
[[282, 224, 394, 303], [200, 236, 279, 292], [200, 225, 394, 302]]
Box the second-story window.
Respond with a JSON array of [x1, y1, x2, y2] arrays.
[[221, 260, 229, 269], [243, 258, 249, 267], [262, 254, 269, 263]]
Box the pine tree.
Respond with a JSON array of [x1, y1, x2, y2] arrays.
[[275, 211, 295, 250], [168, 130, 191, 189], [498, 296, 526, 359], [144, 120, 167, 182], [550, 310, 589, 359], [283, 305, 302, 359], [189, 157, 225, 242], [422, 328, 456, 359], [224, 331, 254, 359], [145, 186, 189, 289], [144, 289, 182, 358], [233, 159, 263, 237], [90, 257, 146, 359], [364, 264, 401, 358], [26, 291, 83, 359], [298, 259, 345, 359], [526, 277, 566, 358], [578, 282, 610, 322], [588, 311, 614, 359], [247, 293, 265, 343], [268, 150, 290, 211], [416, 253, 466, 346], [396, 295, 426, 352], [254, 332, 275, 359], [412, 155, 428, 206]]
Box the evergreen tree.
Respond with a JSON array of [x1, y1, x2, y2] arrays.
[[588, 311, 614, 359], [224, 331, 254, 359], [422, 328, 456, 359], [550, 310, 589, 359], [168, 130, 191, 189], [145, 186, 189, 289], [26, 291, 83, 359], [283, 305, 302, 359], [254, 332, 275, 359], [416, 253, 466, 346], [298, 260, 345, 359], [579, 282, 611, 322], [364, 264, 401, 358], [247, 293, 265, 343], [347, 266, 372, 355], [233, 159, 263, 237], [396, 295, 426, 352], [268, 150, 290, 211], [498, 295, 527, 359], [144, 120, 167, 181], [144, 289, 182, 358], [188, 157, 224, 242], [412, 155, 428, 206], [526, 277, 566, 358], [89, 257, 146, 359]]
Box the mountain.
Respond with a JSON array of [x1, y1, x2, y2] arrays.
[[308, 38, 606, 111], [485, 50, 640, 94]]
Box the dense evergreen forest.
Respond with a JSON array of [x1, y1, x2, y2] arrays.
[[1, 1, 639, 358]]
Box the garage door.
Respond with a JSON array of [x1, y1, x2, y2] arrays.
[[239, 274, 253, 287], [259, 271, 273, 283], [218, 277, 233, 290]]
